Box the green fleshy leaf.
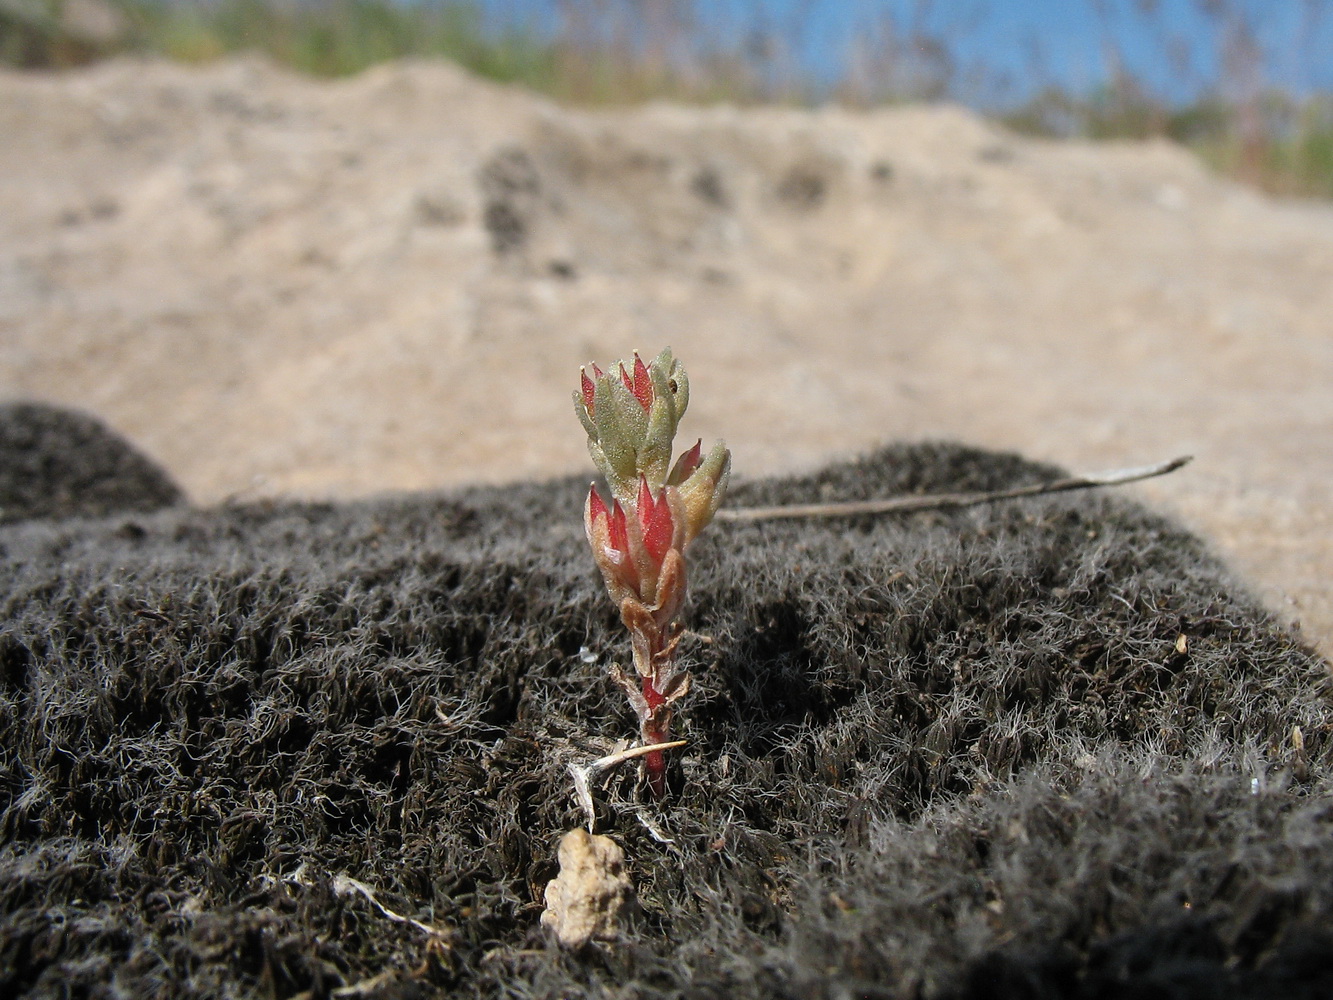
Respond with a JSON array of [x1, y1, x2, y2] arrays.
[[642, 397, 677, 486], [646, 357, 677, 424], [677, 440, 730, 538], [609, 375, 650, 444], [693, 440, 729, 485], [703, 445, 732, 523], [586, 440, 616, 490], [668, 357, 689, 418], [592, 378, 636, 487], [648, 347, 687, 423], [573, 389, 597, 440], [650, 346, 675, 377]]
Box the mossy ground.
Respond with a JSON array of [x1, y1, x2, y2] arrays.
[[1, 406, 1331, 997]]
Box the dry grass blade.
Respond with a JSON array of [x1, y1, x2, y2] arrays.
[[716, 455, 1193, 523], [331, 873, 453, 941], [570, 740, 688, 831]]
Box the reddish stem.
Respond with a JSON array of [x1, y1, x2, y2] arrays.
[[641, 677, 669, 798]]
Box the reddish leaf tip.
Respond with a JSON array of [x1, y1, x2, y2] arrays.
[[631, 354, 653, 410], [669, 439, 703, 485], [608, 498, 630, 554], [637, 475, 653, 520], [637, 477, 674, 563], [683, 438, 702, 467], [580, 369, 596, 413], [587, 483, 608, 522]]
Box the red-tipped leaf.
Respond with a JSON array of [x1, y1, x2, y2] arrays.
[[631, 353, 653, 410], [586, 483, 608, 524], [668, 439, 703, 485], [637, 474, 653, 513], [637, 476, 675, 564], [580, 368, 596, 414], [608, 498, 630, 556]]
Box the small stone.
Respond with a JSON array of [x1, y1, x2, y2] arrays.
[[540, 829, 634, 949]]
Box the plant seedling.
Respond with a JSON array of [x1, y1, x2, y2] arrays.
[[575, 348, 730, 797]]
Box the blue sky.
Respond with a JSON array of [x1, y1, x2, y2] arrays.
[[478, 0, 1333, 106]]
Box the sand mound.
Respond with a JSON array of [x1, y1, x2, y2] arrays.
[[0, 55, 1329, 654]]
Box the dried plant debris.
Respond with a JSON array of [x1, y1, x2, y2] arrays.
[[1, 440, 1331, 998], [540, 829, 635, 949]]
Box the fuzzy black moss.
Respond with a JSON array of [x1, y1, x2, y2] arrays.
[[0, 403, 183, 524], [0, 440, 1329, 998]]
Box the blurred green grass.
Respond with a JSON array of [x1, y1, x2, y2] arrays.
[[3, 0, 1332, 200], [0, 0, 559, 84]]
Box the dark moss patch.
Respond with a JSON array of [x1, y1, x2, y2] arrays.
[[0, 403, 183, 524]]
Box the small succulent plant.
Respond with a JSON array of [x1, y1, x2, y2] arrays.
[[575, 348, 730, 797]]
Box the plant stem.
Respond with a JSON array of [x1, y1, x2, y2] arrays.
[[640, 677, 669, 798]]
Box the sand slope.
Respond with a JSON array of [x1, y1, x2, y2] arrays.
[[1, 56, 1330, 653]]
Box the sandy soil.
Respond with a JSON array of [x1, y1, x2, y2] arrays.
[[1, 56, 1330, 656]]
